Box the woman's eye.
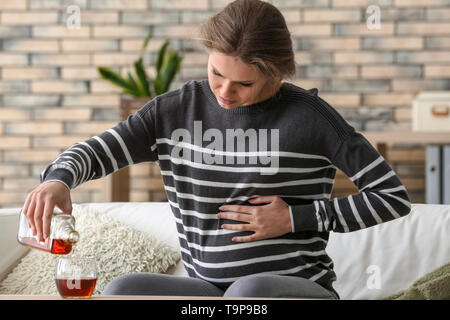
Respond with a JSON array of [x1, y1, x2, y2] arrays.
[[213, 69, 252, 87]]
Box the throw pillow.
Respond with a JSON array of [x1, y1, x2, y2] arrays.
[[382, 262, 450, 300], [0, 204, 181, 296]]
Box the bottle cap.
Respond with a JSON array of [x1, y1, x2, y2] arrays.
[[68, 231, 79, 243]]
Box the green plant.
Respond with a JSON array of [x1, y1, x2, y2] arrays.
[[97, 31, 183, 98]]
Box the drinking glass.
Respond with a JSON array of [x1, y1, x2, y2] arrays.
[[55, 256, 98, 299]]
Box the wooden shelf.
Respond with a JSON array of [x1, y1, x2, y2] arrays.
[[359, 130, 450, 162], [361, 131, 450, 146]]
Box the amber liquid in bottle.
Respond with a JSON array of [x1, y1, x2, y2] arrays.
[[17, 210, 78, 254], [55, 278, 97, 298], [19, 237, 73, 254]]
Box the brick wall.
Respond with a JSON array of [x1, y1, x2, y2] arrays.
[[1, 0, 449, 208]]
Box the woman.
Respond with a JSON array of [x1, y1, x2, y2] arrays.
[[22, 0, 411, 299]]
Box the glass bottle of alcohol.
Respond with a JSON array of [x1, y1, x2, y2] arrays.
[[17, 209, 79, 254]]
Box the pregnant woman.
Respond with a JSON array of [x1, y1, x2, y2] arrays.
[[22, 0, 411, 299]]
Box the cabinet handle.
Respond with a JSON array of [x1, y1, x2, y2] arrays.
[[431, 105, 449, 117]]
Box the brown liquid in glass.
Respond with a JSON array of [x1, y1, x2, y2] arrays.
[[55, 278, 97, 298]]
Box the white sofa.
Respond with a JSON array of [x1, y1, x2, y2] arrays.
[[1, 202, 449, 300]]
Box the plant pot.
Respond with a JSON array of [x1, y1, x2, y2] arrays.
[[120, 95, 152, 120]]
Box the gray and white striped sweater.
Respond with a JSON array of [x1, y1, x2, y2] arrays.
[[41, 80, 412, 294]]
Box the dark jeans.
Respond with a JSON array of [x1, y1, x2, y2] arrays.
[[102, 273, 339, 299]]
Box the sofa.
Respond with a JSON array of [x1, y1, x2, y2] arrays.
[[1, 202, 449, 300]]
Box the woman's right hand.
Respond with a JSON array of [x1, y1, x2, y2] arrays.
[[22, 181, 72, 242]]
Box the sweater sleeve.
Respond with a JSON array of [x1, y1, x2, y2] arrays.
[[289, 129, 412, 233], [40, 100, 158, 189]]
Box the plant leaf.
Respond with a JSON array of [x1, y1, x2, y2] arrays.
[[98, 31, 183, 98], [153, 77, 163, 96], [134, 58, 151, 97], [159, 52, 182, 93], [97, 66, 140, 96], [156, 40, 170, 75], [127, 71, 141, 94], [140, 29, 153, 58]]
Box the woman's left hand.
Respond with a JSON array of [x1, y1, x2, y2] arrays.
[[217, 195, 292, 242]]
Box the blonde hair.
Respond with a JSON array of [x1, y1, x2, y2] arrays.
[[198, 0, 296, 83]]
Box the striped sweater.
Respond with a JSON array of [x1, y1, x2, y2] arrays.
[[41, 79, 412, 294]]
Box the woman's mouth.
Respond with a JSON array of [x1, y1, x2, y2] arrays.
[[219, 96, 236, 105]]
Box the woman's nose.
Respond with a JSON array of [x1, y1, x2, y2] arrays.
[[220, 81, 234, 97]]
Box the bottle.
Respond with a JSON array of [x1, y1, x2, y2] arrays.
[[17, 209, 79, 254]]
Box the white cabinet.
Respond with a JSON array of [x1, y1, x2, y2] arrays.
[[413, 92, 450, 132]]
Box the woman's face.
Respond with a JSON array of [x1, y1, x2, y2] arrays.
[[208, 51, 281, 109]]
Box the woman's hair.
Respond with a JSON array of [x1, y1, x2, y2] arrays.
[[198, 0, 296, 82]]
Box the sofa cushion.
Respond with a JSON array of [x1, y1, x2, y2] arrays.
[[79, 202, 187, 276], [327, 203, 450, 300]]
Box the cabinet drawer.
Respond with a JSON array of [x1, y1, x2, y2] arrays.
[[413, 92, 450, 132]]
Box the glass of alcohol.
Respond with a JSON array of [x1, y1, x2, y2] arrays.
[[55, 256, 98, 299]]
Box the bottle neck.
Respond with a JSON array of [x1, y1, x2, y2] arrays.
[[66, 230, 79, 243]]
